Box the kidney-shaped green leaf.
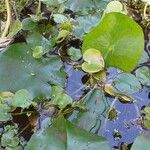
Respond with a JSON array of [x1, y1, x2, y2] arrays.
[[25, 115, 110, 150], [82, 12, 144, 72], [0, 43, 66, 99], [82, 48, 105, 73]]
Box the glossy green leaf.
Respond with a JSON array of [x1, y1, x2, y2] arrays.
[[135, 66, 150, 86], [82, 49, 104, 73], [112, 73, 142, 95], [131, 135, 150, 150], [11, 89, 33, 108], [0, 43, 66, 99], [82, 12, 144, 72], [26, 115, 110, 150]]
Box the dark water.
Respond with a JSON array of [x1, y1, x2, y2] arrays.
[[65, 64, 150, 148]]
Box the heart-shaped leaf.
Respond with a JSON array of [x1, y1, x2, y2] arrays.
[[82, 12, 144, 72], [0, 43, 66, 99], [82, 49, 104, 73]]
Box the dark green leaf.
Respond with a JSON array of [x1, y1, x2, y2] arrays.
[[0, 43, 66, 99], [25, 115, 110, 150]]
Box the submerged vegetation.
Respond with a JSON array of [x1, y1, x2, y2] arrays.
[[0, 0, 150, 149]]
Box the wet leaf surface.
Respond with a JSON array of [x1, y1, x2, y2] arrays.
[[0, 43, 66, 99]]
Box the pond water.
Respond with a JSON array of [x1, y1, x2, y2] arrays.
[[65, 62, 150, 149]]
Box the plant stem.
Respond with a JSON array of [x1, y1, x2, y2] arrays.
[[144, 3, 148, 19], [36, 0, 41, 15], [1, 0, 11, 38]]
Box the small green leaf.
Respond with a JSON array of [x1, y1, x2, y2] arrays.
[[112, 73, 142, 95], [1, 125, 20, 148], [0, 103, 11, 122], [82, 49, 104, 73], [8, 20, 22, 38], [53, 14, 68, 23], [32, 46, 44, 59], [105, 1, 123, 13], [12, 89, 33, 108], [51, 86, 73, 109], [26, 32, 51, 52], [82, 12, 144, 72], [67, 47, 82, 61], [22, 18, 37, 30], [56, 30, 70, 43], [131, 135, 150, 150], [135, 66, 150, 87]]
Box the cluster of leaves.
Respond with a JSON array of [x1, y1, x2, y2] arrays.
[[0, 0, 150, 150]]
